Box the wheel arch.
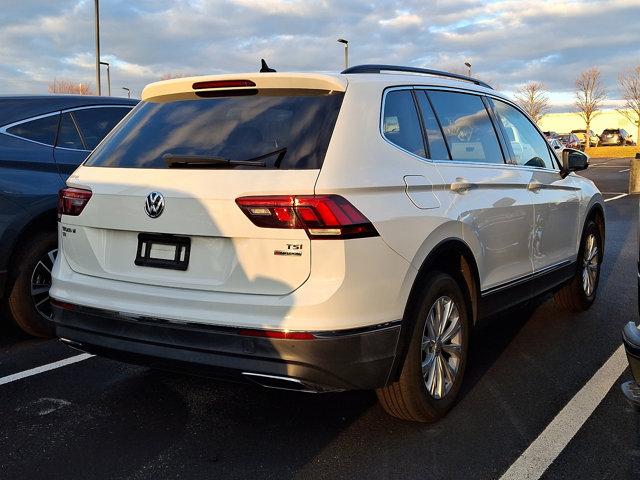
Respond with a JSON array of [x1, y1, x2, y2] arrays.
[[5, 208, 57, 284], [387, 237, 481, 383], [586, 201, 605, 255]]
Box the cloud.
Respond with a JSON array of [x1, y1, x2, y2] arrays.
[[0, 0, 639, 106]]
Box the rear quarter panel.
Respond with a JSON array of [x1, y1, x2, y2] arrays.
[[315, 82, 473, 320]]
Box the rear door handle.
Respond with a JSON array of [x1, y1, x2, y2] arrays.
[[450, 179, 474, 194], [527, 180, 543, 192]]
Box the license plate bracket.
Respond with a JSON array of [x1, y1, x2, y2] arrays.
[[135, 233, 191, 271]]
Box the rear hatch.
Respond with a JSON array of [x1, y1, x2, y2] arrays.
[[60, 74, 346, 295]]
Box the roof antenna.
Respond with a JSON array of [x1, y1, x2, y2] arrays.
[[260, 59, 276, 73]]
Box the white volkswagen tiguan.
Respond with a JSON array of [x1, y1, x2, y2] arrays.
[[51, 65, 605, 422]]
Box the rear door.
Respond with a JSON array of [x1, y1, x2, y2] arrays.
[[54, 106, 132, 176], [420, 89, 535, 291], [60, 88, 344, 296]]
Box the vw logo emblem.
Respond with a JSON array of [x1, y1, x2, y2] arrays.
[[144, 192, 165, 218]]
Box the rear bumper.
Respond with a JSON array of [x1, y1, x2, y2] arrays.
[[52, 302, 401, 392], [622, 322, 640, 407]]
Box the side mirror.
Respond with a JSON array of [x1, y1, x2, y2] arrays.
[[561, 148, 589, 178]]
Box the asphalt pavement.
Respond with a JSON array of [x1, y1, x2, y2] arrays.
[[0, 157, 638, 480]]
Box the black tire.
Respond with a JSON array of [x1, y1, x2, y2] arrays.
[[376, 272, 469, 422], [6, 231, 57, 337], [554, 220, 602, 312]]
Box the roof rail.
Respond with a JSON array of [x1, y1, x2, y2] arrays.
[[341, 64, 493, 90]]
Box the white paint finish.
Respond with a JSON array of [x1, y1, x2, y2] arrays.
[[52, 75, 605, 335], [52, 236, 412, 331], [141, 72, 349, 101], [403, 175, 440, 209], [62, 168, 316, 295], [435, 161, 535, 290], [529, 170, 581, 270], [0, 354, 93, 387], [499, 345, 627, 480]]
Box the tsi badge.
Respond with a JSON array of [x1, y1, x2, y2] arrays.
[[274, 243, 303, 257], [144, 191, 165, 218]]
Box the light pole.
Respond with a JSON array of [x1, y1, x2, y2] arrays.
[[94, 0, 101, 95], [122, 87, 131, 99], [464, 61, 472, 77], [100, 61, 111, 96], [337, 38, 349, 70]]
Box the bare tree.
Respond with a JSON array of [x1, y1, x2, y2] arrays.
[[514, 82, 549, 124], [48, 78, 95, 95], [575, 68, 606, 144], [618, 65, 640, 142]]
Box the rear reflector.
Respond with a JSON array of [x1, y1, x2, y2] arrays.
[[192, 79, 256, 90], [239, 329, 316, 340], [58, 187, 92, 220], [235, 195, 379, 239], [50, 298, 76, 311]]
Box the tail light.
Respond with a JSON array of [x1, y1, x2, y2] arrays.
[[235, 195, 379, 240], [58, 187, 92, 220]]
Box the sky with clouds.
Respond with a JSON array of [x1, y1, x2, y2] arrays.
[[1, 0, 639, 110]]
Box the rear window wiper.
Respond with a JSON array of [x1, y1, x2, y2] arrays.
[[163, 147, 287, 169], [163, 154, 266, 169]]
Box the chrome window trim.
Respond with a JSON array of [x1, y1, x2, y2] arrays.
[[380, 86, 509, 170], [0, 110, 61, 147], [0, 104, 133, 151]]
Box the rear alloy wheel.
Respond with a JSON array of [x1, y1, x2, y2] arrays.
[[422, 296, 463, 399], [7, 231, 57, 337], [377, 272, 469, 422], [30, 248, 57, 320], [554, 220, 602, 312]]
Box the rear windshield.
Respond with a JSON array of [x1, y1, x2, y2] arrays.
[[85, 89, 344, 169]]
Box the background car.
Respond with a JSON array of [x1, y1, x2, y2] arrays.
[[558, 133, 581, 149], [571, 128, 599, 147], [600, 128, 635, 146], [547, 137, 564, 152], [543, 130, 559, 140], [0, 95, 137, 337]]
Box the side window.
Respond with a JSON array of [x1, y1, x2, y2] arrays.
[[57, 112, 85, 150], [6, 114, 59, 145], [72, 107, 131, 150], [428, 91, 503, 164], [382, 90, 425, 157], [492, 99, 556, 169], [415, 91, 450, 160]]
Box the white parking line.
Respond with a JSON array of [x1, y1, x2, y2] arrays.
[[0, 353, 93, 387], [619, 168, 630, 173], [604, 193, 628, 202], [499, 345, 627, 480]]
